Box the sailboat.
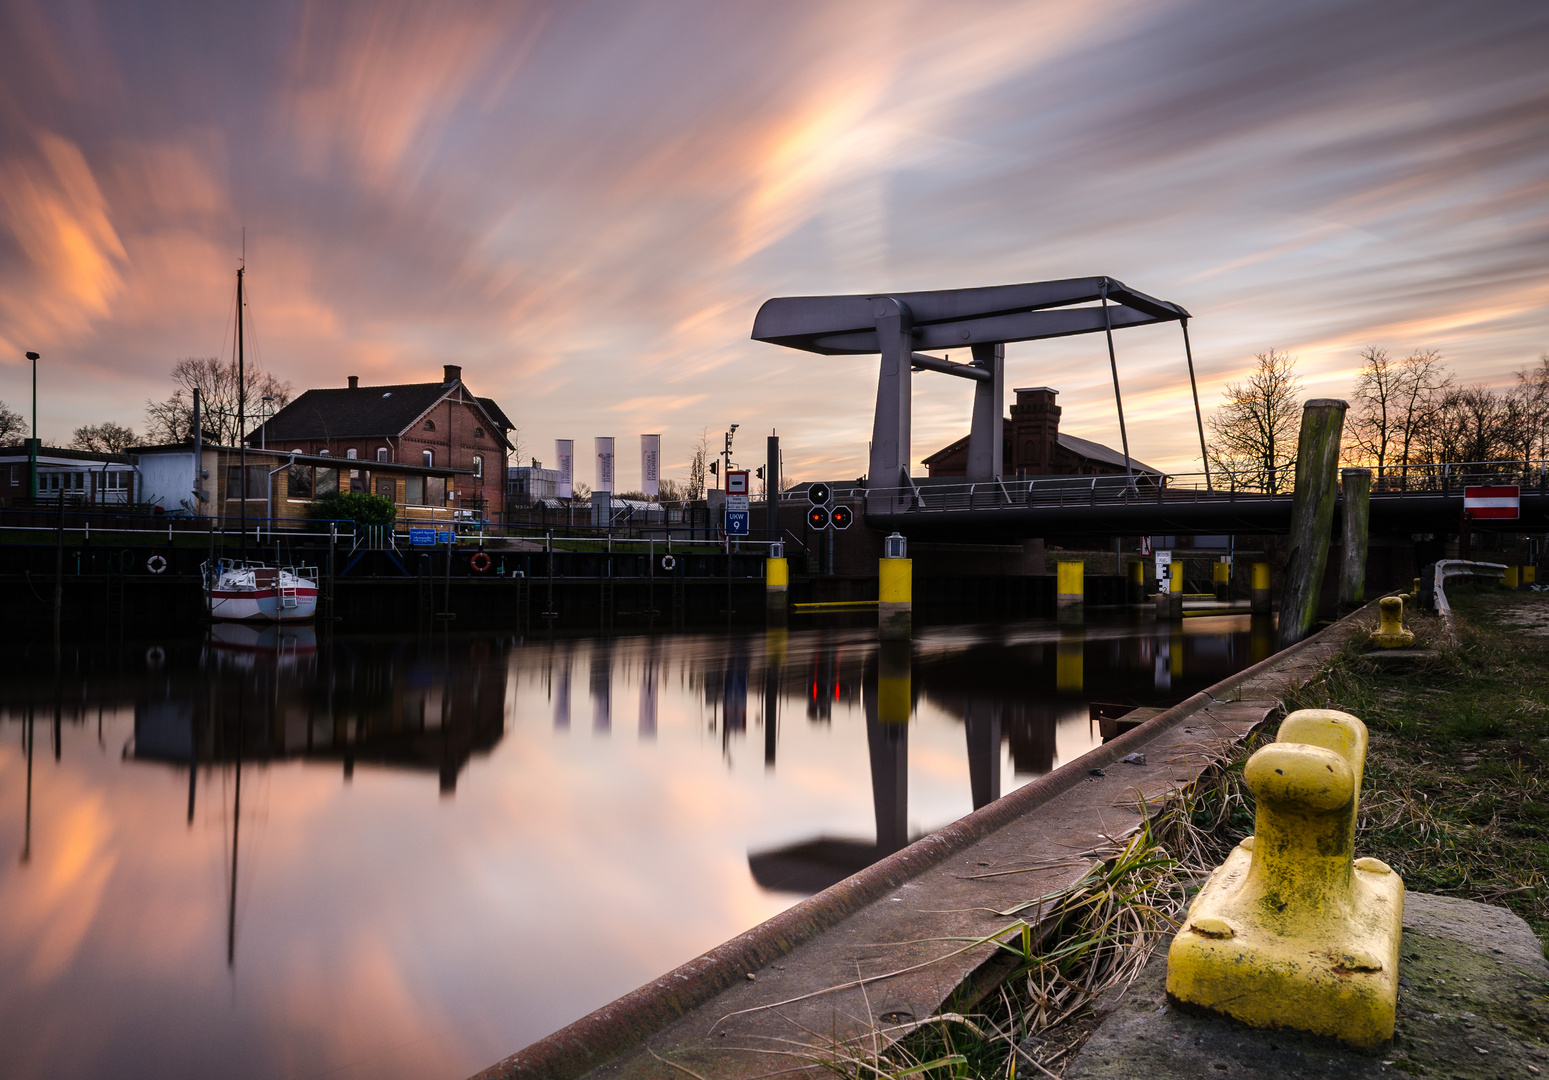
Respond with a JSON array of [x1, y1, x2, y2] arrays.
[[202, 257, 319, 622]]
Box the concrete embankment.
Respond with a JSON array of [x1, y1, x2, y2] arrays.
[[474, 603, 1383, 1080]]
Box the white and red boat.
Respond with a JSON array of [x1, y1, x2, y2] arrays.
[[203, 560, 319, 622]]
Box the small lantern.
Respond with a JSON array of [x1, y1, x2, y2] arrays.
[[883, 533, 907, 560]]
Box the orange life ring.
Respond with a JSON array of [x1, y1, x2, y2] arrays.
[[469, 551, 492, 573]]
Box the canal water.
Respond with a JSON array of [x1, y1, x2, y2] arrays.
[[0, 613, 1272, 1080]]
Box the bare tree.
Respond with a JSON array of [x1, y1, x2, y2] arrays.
[[1346, 347, 1400, 473], [70, 422, 138, 453], [685, 428, 710, 500], [0, 400, 23, 443], [1391, 349, 1452, 472], [143, 356, 292, 446], [1207, 349, 1302, 492], [1413, 385, 1507, 466], [1506, 354, 1549, 463]]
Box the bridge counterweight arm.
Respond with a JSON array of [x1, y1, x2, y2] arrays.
[[909, 352, 992, 381]]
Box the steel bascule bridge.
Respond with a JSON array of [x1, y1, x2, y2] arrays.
[[752, 277, 1549, 541]]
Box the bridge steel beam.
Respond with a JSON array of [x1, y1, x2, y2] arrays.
[[869, 298, 913, 498], [966, 343, 1004, 484]]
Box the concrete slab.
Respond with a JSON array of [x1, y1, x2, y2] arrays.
[[1065, 893, 1549, 1079], [473, 606, 1378, 1080]]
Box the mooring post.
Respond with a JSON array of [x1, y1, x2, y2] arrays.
[[1339, 467, 1372, 608], [1213, 557, 1230, 602], [1276, 399, 1348, 649], [879, 533, 911, 640], [1126, 558, 1145, 606], [1056, 560, 1083, 624], [765, 542, 788, 625], [1250, 561, 1272, 613]]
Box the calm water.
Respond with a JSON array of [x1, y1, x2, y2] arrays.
[[0, 614, 1270, 1080]]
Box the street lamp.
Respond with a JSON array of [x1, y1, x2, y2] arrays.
[[25, 351, 39, 499]]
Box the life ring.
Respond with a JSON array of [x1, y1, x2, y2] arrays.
[[661, 554, 676, 571], [146, 554, 168, 574], [469, 551, 492, 573], [145, 646, 166, 667]]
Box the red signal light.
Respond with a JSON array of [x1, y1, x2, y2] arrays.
[[807, 506, 831, 529], [829, 505, 853, 530]]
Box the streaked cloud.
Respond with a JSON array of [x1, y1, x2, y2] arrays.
[[0, 0, 1544, 477]]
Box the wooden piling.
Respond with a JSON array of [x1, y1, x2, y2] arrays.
[[1276, 399, 1348, 649], [1338, 467, 1371, 607]]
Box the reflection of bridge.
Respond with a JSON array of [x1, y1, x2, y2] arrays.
[[783, 469, 1549, 542]]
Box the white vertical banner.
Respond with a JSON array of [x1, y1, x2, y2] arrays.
[[640, 434, 661, 498], [556, 440, 574, 499], [595, 437, 615, 493]]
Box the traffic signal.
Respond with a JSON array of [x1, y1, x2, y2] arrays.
[[808, 482, 831, 505], [806, 506, 831, 529], [709, 460, 719, 476], [756, 466, 765, 480], [829, 504, 853, 530]]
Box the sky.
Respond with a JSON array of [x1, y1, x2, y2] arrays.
[[1, 0, 1547, 484]]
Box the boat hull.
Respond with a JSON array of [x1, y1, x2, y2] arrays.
[[208, 587, 319, 622]]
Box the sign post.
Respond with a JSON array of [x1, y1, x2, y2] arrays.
[[724, 470, 750, 536]]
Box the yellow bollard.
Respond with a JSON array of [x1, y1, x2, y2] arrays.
[[1168, 562, 1184, 620], [1526, 565, 1538, 586], [1250, 561, 1271, 614], [1126, 559, 1145, 606], [1369, 595, 1414, 648], [1504, 566, 1520, 589], [766, 556, 788, 619], [1057, 560, 1084, 624], [1166, 709, 1404, 1048], [879, 553, 912, 640], [1213, 558, 1230, 602]]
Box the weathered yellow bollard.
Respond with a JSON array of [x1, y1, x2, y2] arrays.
[[879, 533, 911, 641], [1250, 561, 1271, 614], [1369, 595, 1414, 648], [766, 554, 788, 621], [1057, 560, 1084, 624], [1166, 709, 1404, 1047]]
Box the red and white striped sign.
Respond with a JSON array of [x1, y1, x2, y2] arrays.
[[1463, 485, 1520, 519]]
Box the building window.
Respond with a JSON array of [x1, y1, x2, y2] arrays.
[[424, 420, 435, 431], [8, 465, 15, 485], [315, 467, 339, 496], [423, 449, 433, 467], [376, 447, 388, 462], [405, 475, 424, 505], [474, 427, 483, 439], [426, 476, 446, 505], [318, 449, 330, 456], [473, 454, 483, 478], [346, 448, 358, 459], [288, 462, 313, 499]]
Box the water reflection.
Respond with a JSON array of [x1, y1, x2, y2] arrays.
[[0, 614, 1269, 1080]]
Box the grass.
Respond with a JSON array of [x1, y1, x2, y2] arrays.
[[797, 586, 1549, 1078]]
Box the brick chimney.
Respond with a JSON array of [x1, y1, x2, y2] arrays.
[[347, 375, 359, 389], [1010, 387, 1060, 475], [443, 364, 462, 385]]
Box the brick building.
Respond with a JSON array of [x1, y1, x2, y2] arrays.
[[250, 365, 515, 519], [921, 386, 1162, 479]]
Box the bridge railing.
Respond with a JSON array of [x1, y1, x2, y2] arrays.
[[779, 460, 1548, 515]]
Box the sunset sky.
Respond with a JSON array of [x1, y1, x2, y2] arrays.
[[1, 0, 1546, 483]]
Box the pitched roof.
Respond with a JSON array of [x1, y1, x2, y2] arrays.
[[918, 425, 1162, 474], [251, 381, 513, 448], [477, 397, 515, 432]]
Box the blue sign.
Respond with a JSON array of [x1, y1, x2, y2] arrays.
[[437, 531, 456, 545], [724, 509, 750, 536], [409, 528, 436, 546]]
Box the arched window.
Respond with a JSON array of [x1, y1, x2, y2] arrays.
[[424, 420, 435, 431], [346, 448, 358, 459], [473, 454, 483, 478], [377, 447, 388, 462], [423, 449, 433, 467]]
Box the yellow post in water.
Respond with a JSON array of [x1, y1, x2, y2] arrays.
[[1056, 560, 1084, 624], [766, 555, 788, 622], [879, 533, 911, 641], [1213, 558, 1230, 602], [1168, 561, 1184, 620], [1504, 566, 1520, 588], [1250, 561, 1272, 614], [1166, 709, 1404, 1048], [1369, 595, 1414, 648], [1126, 559, 1145, 606]]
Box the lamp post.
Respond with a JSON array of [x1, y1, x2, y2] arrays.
[[25, 351, 39, 500]]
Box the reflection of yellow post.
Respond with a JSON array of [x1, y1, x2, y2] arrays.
[[1167, 709, 1403, 1047], [1057, 560, 1083, 624], [766, 556, 788, 625], [879, 549, 912, 641], [877, 640, 911, 723], [1170, 626, 1184, 680], [1056, 631, 1083, 693], [1249, 615, 1274, 664], [1213, 559, 1230, 602], [1251, 561, 1272, 613]]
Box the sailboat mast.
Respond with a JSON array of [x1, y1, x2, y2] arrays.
[[237, 264, 246, 560]]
